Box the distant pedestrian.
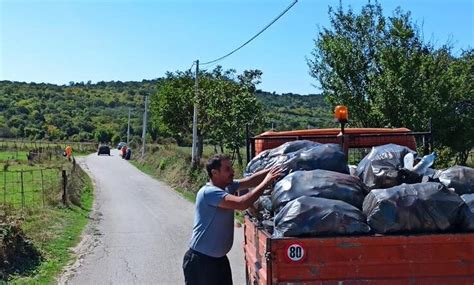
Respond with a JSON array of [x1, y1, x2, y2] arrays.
[[125, 148, 132, 160], [121, 145, 128, 159], [65, 145, 73, 161]]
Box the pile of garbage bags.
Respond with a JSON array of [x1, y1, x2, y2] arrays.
[[245, 140, 474, 237]]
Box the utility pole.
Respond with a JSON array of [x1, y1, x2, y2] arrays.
[[191, 60, 199, 167], [127, 108, 131, 145], [141, 96, 148, 157]]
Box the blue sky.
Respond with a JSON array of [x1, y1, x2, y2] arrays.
[[1, 0, 473, 94]]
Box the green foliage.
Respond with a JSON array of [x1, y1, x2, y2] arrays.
[[308, 2, 473, 164], [150, 66, 266, 165], [0, 80, 157, 143], [149, 71, 194, 144], [111, 134, 121, 145], [1, 78, 333, 155], [255, 91, 334, 131], [94, 129, 112, 143]]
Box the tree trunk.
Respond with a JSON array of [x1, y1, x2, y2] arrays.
[[236, 147, 243, 167], [214, 145, 218, 153], [458, 150, 469, 166], [220, 145, 224, 153]]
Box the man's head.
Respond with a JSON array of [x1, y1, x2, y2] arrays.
[[206, 154, 234, 187]]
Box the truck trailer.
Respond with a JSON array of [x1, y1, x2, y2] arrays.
[[243, 127, 474, 284]]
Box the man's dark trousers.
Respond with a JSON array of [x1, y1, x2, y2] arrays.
[[183, 248, 232, 285]]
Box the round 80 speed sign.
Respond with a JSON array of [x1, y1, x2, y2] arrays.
[[285, 242, 306, 263]]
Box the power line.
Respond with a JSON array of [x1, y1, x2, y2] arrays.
[[200, 0, 298, 66]]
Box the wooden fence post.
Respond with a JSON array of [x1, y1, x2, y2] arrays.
[[20, 171, 25, 209], [40, 169, 45, 207], [62, 170, 67, 204], [3, 171, 6, 205]]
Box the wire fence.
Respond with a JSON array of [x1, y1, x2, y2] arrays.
[[0, 139, 97, 154], [0, 161, 83, 210], [1, 168, 61, 208]]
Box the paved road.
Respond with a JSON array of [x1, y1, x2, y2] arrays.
[[60, 150, 245, 285]]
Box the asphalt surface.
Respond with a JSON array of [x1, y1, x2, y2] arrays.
[[60, 150, 245, 285]]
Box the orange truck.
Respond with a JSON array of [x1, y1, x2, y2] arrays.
[[243, 128, 474, 284]]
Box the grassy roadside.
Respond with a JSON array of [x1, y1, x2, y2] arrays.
[[129, 144, 246, 223], [6, 168, 93, 284], [130, 159, 197, 203]]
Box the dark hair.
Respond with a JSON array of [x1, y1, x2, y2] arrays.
[[206, 154, 230, 178]]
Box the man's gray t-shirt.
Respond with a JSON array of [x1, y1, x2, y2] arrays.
[[189, 181, 240, 258]]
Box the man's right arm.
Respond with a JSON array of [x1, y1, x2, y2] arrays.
[[218, 167, 283, 211]]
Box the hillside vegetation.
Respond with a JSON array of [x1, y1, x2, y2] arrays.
[[257, 91, 334, 130], [0, 80, 333, 142]]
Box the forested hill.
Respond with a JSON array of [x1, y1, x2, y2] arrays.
[[0, 80, 159, 142], [0, 80, 334, 142], [256, 90, 334, 130]]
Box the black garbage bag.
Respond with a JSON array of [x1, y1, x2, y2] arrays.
[[245, 141, 349, 177], [273, 196, 371, 238], [460, 194, 474, 231], [245, 140, 319, 176], [356, 144, 419, 189], [247, 195, 273, 220], [262, 219, 275, 235], [437, 166, 474, 195], [272, 169, 368, 211], [283, 143, 349, 174], [363, 182, 464, 234]]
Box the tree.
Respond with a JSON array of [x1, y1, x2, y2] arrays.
[[433, 51, 474, 164], [204, 69, 264, 165], [149, 66, 264, 166], [308, 3, 387, 127], [95, 129, 113, 143], [308, 2, 473, 164], [150, 71, 195, 146]]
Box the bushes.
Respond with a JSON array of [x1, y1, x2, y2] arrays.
[[0, 209, 42, 281], [135, 144, 208, 196]]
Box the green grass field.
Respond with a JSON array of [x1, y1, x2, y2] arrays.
[[0, 151, 29, 162], [0, 167, 61, 208], [0, 149, 66, 209], [0, 168, 61, 209]]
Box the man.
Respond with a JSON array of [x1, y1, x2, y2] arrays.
[[183, 154, 284, 285], [121, 144, 128, 159]]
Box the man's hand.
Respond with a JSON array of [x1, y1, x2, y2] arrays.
[[238, 165, 288, 191], [260, 166, 286, 188]]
